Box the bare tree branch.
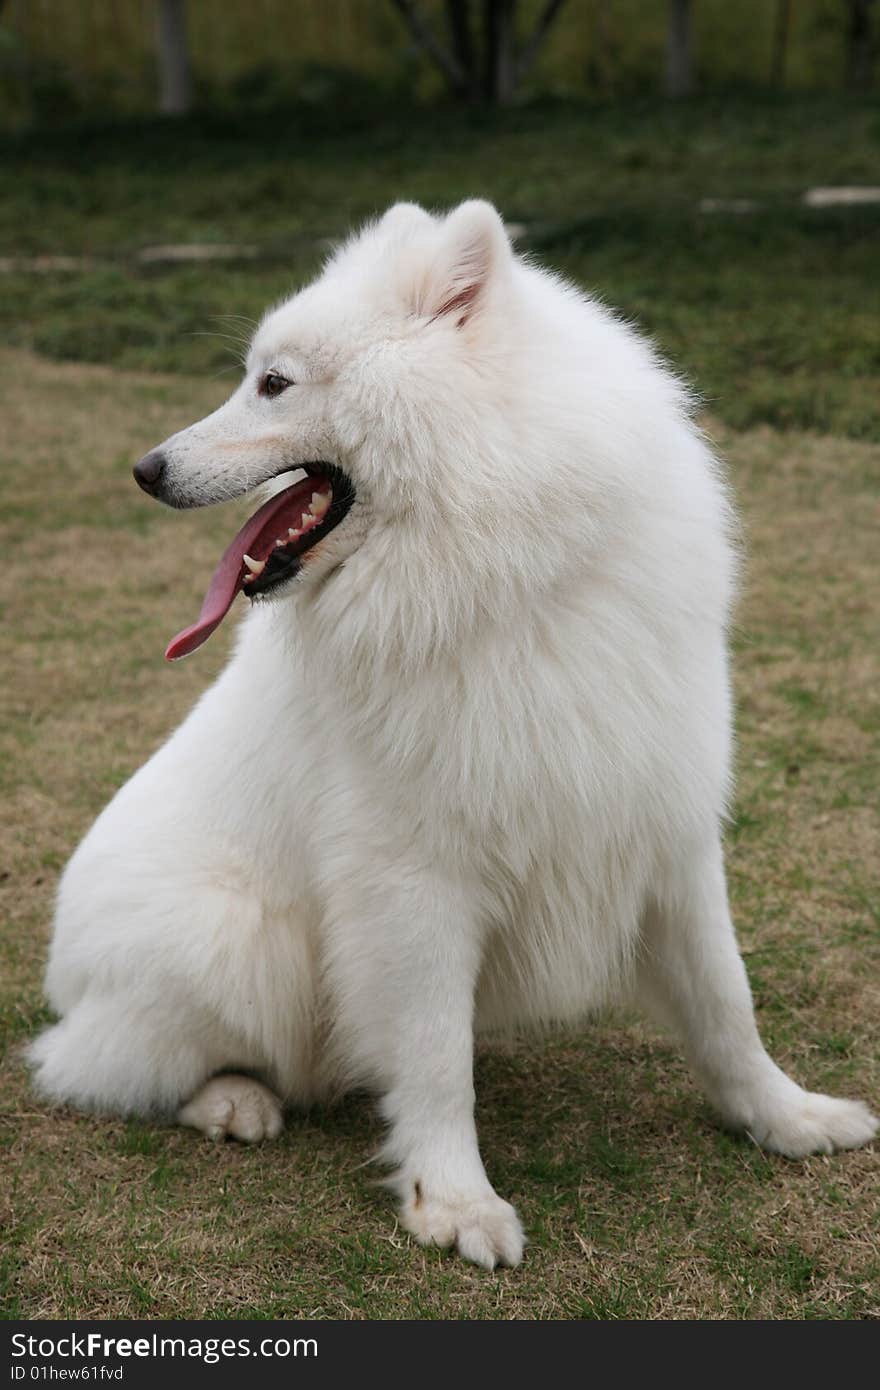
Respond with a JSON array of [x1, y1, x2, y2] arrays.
[[389, 0, 467, 93], [516, 0, 569, 84], [393, 0, 569, 107]]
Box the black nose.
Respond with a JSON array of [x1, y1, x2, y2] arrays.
[[133, 449, 167, 495]]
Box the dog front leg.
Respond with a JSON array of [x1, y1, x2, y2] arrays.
[[326, 865, 524, 1270]]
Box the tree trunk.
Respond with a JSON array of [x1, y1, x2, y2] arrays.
[[665, 0, 693, 98], [445, 0, 479, 100], [770, 0, 792, 88], [846, 0, 875, 90], [156, 0, 192, 115], [588, 0, 614, 96], [484, 0, 518, 105]]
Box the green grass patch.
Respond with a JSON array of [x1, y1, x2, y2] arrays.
[[1, 94, 879, 438]]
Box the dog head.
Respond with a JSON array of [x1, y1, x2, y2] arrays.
[[135, 200, 604, 662]]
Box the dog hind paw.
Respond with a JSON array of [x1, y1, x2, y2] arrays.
[[747, 1091, 878, 1158], [178, 1074, 283, 1143]]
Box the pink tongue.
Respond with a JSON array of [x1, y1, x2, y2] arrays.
[[165, 475, 317, 661]]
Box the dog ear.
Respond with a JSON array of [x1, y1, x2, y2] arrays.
[[420, 200, 511, 328], [381, 202, 435, 237]]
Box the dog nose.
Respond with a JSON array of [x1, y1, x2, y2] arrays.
[[133, 449, 167, 496]]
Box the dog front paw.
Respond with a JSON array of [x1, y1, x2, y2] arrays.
[[399, 1183, 525, 1270]]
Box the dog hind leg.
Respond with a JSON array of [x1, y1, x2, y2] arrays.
[[28, 987, 263, 1125], [178, 1073, 283, 1142], [638, 835, 878, 1156]]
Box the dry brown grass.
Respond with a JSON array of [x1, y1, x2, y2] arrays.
[[1, 350, 877, 1319]]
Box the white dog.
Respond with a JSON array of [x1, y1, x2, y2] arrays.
[[29, 201, 877, 1269]]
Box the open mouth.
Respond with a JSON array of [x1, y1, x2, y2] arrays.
[[165, 463, 354, 661]]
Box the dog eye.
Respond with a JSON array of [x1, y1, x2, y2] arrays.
[[260, 372, 292, 398]]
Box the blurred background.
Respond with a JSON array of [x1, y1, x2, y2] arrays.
[[1, 0, 878, 438]]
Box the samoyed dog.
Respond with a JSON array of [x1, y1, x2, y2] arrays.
[[30, 201, 876, 1269]]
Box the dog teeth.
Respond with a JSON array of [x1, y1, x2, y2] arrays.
[[240, 490, 332, 583]]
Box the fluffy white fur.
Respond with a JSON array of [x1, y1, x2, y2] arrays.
[[30, 201, 877, 1269]]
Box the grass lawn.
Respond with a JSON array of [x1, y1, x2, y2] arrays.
[[0, 95, 878, 437], [0, 96, 878, 1319]]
